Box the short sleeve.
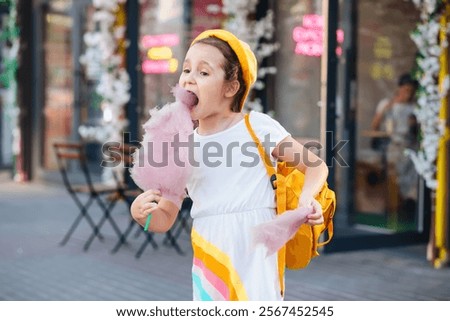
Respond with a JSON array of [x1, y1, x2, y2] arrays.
[[248, 111, 291, 159], [375, 98, 390, 114]]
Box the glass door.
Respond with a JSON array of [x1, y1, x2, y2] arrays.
[[352, 0, 421, 233]]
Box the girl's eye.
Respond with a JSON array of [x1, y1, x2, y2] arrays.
[[200, 71, 209, 76], [183, 68, 190, 73]]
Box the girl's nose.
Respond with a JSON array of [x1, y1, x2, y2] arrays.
[[185, 73, 195, 85]]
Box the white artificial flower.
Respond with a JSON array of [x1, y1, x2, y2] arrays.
[[221, 0, 278, 113], [412, 0, 422, 9], [93, 0, 119, 11], [407, 0, 448, 190], [206, 4, 221, 14], [80, 0, 131, 158]]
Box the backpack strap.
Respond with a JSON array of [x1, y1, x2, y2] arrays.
[[244, 114, 275, 180], [244, 113, 287, 214], [317, 197, 335, 247], [317, 224, 334, 246]]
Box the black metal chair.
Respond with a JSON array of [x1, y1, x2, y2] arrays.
[[53, 142, 123, 250]]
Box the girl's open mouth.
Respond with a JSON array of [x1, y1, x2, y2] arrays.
[[187, 91, 199, 110]]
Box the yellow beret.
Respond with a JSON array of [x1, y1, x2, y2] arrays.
[[191, 29, 258, 111]]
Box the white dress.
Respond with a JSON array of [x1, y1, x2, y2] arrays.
[[186, 111, 290, 301]]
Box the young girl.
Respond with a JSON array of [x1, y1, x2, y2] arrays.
[[130, 29, 329, 301]]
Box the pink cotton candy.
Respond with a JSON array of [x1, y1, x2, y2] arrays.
[[130, 85, 195, 207], [252, 207, 313, 257]]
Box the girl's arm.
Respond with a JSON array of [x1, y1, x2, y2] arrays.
[[130, 190, 180, 233], [272, 135, 329, 225]]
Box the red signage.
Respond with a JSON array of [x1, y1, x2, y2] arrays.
[[293, 14, 344, 57]]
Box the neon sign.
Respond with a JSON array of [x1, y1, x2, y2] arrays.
[[147, 46, 173, 60], [141, 34, 180, 74], [292, 14, 344, 57], [370, 36, 394, 80], [142, 59, 179, 74], [141, 34, 180, 48]]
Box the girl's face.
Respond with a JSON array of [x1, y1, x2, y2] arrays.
[[179, 43, 234, 121]]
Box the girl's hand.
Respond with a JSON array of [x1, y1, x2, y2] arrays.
[[299, 194, 324, 226], [131, 189, 161, 223], [130, 190, 180, 233]]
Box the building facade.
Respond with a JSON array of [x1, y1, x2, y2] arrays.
[[1, 0, 448, 260]]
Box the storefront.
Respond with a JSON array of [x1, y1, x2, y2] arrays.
[[138, 0, 432, 251], [332, 0, 431, 251], [11, 0, 437, 253]]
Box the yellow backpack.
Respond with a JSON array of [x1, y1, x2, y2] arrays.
[[244, 114, 336, 273]]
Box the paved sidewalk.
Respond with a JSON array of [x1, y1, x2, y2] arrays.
[[0, 177, 449, 301]]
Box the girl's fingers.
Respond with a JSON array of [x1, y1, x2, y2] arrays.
[[146, 189, 161, 196], [308, 218, 324, 225], [145, 195, 161, 203], [139, 189, 161, 199], [142, 201, 157, 211], [140, 191, 162, 204], [307, 211, 324, 225]]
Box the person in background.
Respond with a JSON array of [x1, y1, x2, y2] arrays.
[[371, 73, 419, 221]]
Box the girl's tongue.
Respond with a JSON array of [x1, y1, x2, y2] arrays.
[[172, 85, 198, 109], [187, 91, 199, 110]]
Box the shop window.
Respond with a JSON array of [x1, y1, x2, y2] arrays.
[[274, 0, 323, 140], [354, 0, 420, 232]]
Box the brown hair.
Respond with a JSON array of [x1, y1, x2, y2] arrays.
[[194, 36, 246, 112]]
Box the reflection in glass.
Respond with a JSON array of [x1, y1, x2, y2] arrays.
[[354, 0, 420, 232]]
